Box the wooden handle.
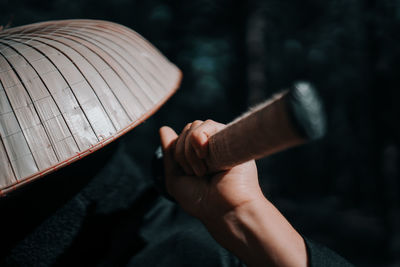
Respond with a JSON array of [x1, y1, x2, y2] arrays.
[[152, 82, 325, 198], [205, 82, 325, 172]]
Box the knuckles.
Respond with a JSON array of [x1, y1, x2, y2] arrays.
[[175, 120, 220, 168], [190, 130, 203, 145], [183, 123, 192, 131]]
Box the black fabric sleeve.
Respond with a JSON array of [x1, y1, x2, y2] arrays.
[[303, 238, 354, 267]]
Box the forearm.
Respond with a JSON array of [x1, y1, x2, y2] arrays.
[[202, 198, 308, 267], [160, 124, 308, 266]]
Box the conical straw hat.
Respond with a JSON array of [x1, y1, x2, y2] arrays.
[[0, 19, 182, 196]]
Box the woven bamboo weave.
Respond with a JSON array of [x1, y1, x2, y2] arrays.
[[0, 19, 181, 195]]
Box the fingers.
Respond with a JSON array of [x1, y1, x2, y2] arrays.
[[173, 119, 225, 176], [190, 120, 225, 159], [174, 123, 194, 175], [185, 121, 207, 176]]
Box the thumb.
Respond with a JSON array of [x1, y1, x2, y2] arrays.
[[159, 126, 178, 174], [159, 126, 208, 206]]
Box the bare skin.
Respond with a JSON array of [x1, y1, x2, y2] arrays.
[[159, 120, 308, 267]]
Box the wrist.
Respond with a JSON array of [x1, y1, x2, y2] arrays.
[[207, 198, 308, 267]]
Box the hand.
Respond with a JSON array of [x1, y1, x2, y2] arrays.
[[159, 120, 307, 267], [159, 120, 264, 220]]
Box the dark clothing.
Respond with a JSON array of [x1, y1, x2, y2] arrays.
[[0, 138, 350, 266], [305, 238, 354, 267], [0, 140, 242, 267]]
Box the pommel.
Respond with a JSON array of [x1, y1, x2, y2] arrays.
[[287, 82, 326, 141]]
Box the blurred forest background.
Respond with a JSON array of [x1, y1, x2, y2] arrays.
[[1, 0, 400, 266]]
